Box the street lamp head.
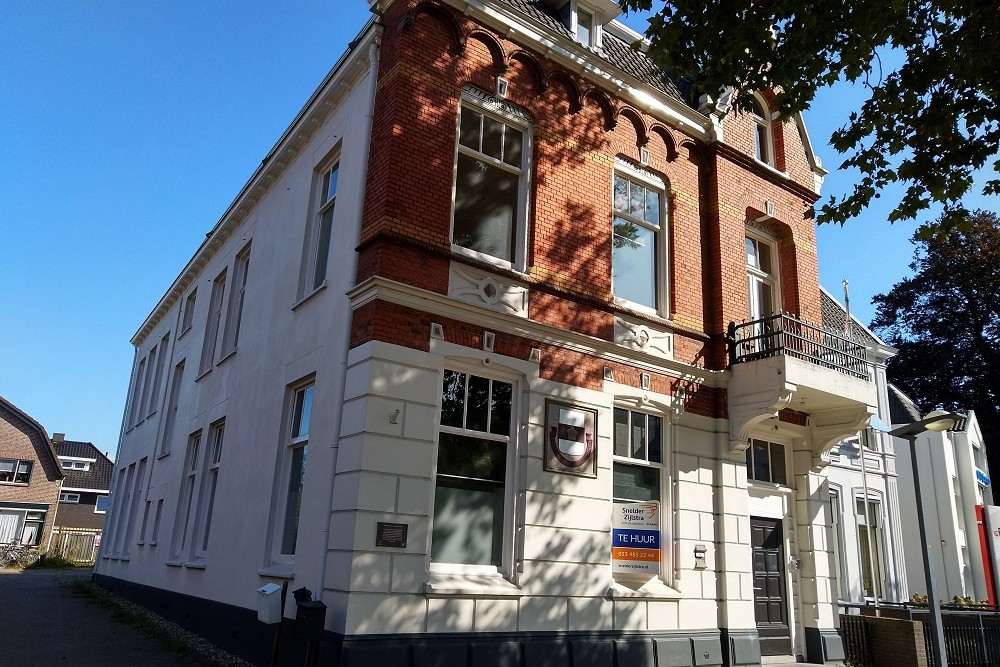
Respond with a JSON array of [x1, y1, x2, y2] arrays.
[[885, 410, 965, 439], [924, 409, 956, 432]]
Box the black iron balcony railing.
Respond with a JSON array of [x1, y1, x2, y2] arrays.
[[727, 312, 870, 380]]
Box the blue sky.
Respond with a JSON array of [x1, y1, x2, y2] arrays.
[[2, 2, 994, 456]]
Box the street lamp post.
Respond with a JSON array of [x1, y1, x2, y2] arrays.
[[886, 410, 963, 667]]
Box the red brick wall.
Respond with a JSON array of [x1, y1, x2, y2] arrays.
[[354, 0, 823, 418]]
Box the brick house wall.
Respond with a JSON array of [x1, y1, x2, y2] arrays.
[[0, 400, 63, 548], [354, 0, 823, 421]]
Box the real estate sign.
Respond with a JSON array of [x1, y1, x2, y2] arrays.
[[612, 501, 660, 576]]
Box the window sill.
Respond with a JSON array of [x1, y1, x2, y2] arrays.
[[216, 348, 237, 366], [258, 562, 295, 579], [179, 325, 191, 339], [157, 450, 171, 460], [184, 558, 207, 570], [608, 578, 682, 599], [753, 159, 788, 180], [747, 480, 793, 494], [194, 367, 213, 382], [424, 570, 523, 598], [0, 482, 30, 487], [292, 282, 328, 311], [165, 558, 184, 567]]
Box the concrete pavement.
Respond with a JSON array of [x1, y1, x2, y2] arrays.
[[0, 567, 208, 666]]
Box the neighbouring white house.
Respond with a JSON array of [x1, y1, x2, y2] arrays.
[[94, 1, 884, 665], [818, 287, 910, 606], [890, 387, 995, 603]]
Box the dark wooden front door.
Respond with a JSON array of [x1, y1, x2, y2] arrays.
[[751, 517, 791, 656]]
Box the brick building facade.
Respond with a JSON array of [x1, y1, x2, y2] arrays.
[[0, 396, 64, 548], [95, 2, 878, 665]]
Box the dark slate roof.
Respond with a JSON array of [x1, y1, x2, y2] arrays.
[[887, 383, 922, 425], [819, 288, 881, 346], [496, 0, 692, 106], [54, 440, 113, 492], [0, 395, 64, 481]]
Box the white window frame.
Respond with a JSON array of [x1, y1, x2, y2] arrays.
[[745, 437, 788, 485], [194, 419, 224, 557], [450, 87, 532, 273], [59, 492, 81, 503], [300, 157, 339, 298], [429, 363, 519, 581], [611, 398, 674, 587], [222, 243, 251, 356], [180, 287, 197, 337], [160, 359, 186, 457], [121, 457, 147, 557], [146, 332, 170, 417], [855, 494, 887, 599], [751, 93, 774, 166], [561, 0, 603, 49], [171, 431, 201, 559], [128, 357, 146, 427], [745, 232, 779, 322], [828, 486, 850, 601], [199, 270, 227, 375], [272, 380, 314, 564], [60, 458, 93, 471], [95, 495, 109, 514], [612, 160, 668, 316]]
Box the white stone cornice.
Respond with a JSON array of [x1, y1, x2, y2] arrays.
[[346, 275, 722, 387]]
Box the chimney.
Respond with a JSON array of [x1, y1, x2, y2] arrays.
[[52, 433, 65, 443]]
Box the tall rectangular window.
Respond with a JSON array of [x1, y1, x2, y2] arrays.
[[856, 498, 886, 598], [432, 370, 514, 568], [829, 489, 849, 600], [196, 420, 225, 555], [452, 94, 531, 270], [222, 244, 251, 355], [128, 358, 146, 427], [160, 360, 185, 456], [140, 346, 157, 420], [612, 166, 665, 312], [576, 8, 593, 45], [300, 162, 339, 296], [122, 457, 147, 556], [180, 288, 197, 335], [172, 431, 201, 558], [751, 96, 773, 166], [199, 270, 227, 374], [146, 332, 169, 417], [279, 383, 313, 556], [745, 235, 777, 321]]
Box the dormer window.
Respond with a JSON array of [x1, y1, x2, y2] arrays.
[[577, 8, 594, 46], [553, 0, 615, 49]]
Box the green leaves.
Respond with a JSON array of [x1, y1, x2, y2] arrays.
[[870, 211, 1000, 470], [620, 0, 1000, 234]]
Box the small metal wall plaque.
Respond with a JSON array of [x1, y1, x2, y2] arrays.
[[375, 521, 408, 548]]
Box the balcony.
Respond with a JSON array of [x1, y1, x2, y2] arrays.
[[726, 313, 878, 461]]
